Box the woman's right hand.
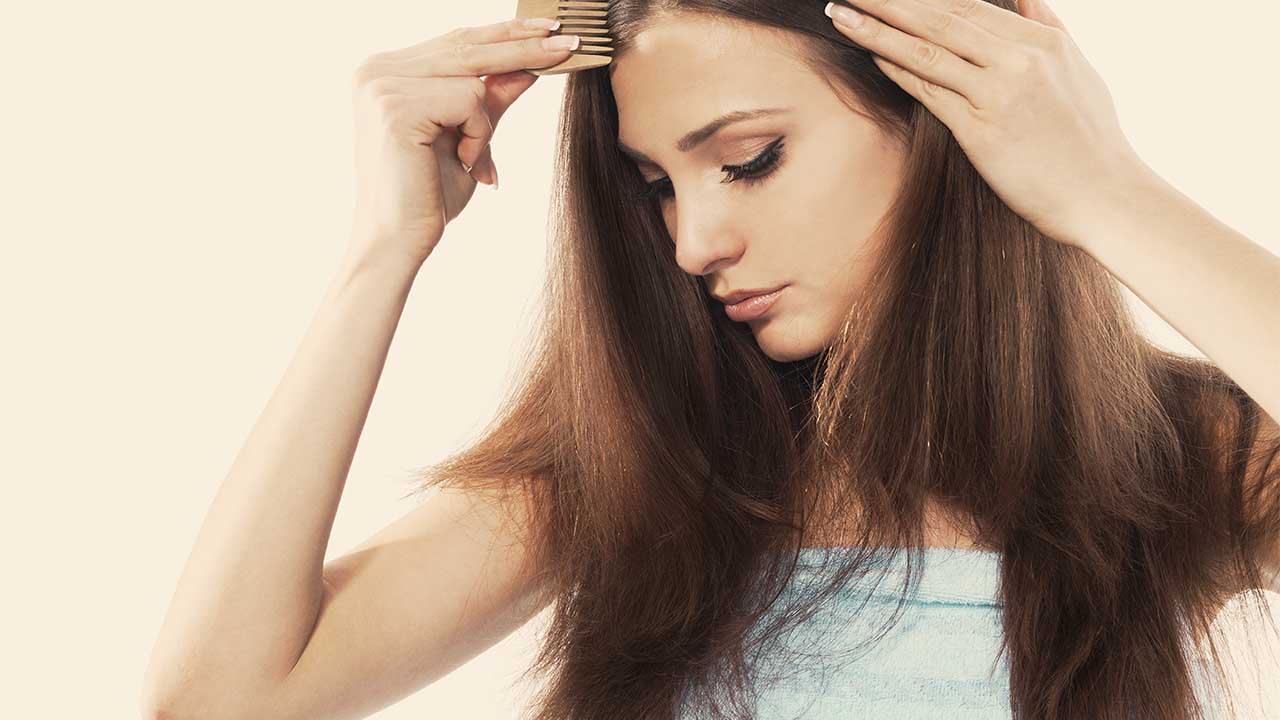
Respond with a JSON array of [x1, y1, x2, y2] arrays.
[[348, 18, 579, 266]]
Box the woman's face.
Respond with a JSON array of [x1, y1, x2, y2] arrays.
[[610, 13, 907, 362]]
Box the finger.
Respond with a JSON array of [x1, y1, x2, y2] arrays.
[[472, 144, 498, 188], [395, 34, 581, 78], [374, 71, 532, 173], [828, 3, 987, 103], [842, 0, 1044, 44], [482, 70, 539, 129], [453, 97, 494, 171], [464, 71, 534, 186], [456, 16, 561, 44], [383, 78, 495, 165], [368, 70, 536, 132], [457, 71, 532, 173], [871, 54, 973, 127], [379, 17, 562, 61], [825, 0, 1001, 67]]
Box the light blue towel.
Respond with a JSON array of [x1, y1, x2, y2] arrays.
[[679, 546, 1229, 719], [750, 546, 1012, 719]]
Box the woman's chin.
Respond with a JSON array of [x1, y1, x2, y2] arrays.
[[751, 316, 825, 363]]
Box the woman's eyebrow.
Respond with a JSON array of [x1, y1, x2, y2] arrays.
[[617, 106, 791, 163]]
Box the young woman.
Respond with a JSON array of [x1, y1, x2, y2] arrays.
[[142, 1, 1280, 718]]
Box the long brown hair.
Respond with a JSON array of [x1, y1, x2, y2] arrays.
[[405, 2, 1280, 717]]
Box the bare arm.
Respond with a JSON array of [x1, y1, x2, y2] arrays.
[[1071, 164, 1280, 427], [140, 15, 579, 719], [1068, 164, 1280, 586], [260, 484, 551, 720], [141, 244, 421, 717]]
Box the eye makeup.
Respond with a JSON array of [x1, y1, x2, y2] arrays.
[[632, 136, 788, 202]]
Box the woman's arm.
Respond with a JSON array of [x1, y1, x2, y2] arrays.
[[1068, 162, 1280, 426], [140, 246, 421, 718], [1069, 164, 1280, 590]]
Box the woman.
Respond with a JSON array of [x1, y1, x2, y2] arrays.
[[142, 1, 1280, 718]]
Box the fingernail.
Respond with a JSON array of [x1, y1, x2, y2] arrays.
[[522, 17, 561, 31], [825, 2, 864, 27], [476, 155, 498, 187], [542, 34, 580, 51]]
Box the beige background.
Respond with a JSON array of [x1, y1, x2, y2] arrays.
[[3, 1, 1278, 717]]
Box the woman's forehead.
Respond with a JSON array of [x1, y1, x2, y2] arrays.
[[610, 14, 809, 92], [610, 18, 825, 151]]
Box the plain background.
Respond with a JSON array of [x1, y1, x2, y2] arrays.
[[3, 1, 1278, 717]]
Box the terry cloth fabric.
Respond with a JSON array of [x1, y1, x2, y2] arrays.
[[676, 546, 1256, 719]]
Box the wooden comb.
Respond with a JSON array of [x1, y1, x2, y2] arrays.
[[515, 0, 614, 75]]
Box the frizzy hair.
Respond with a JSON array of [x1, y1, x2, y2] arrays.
[[403, 1, 1280, 718]]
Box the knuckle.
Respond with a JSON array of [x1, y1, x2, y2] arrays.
[[373, 93, 404, 120], [1006, 48, 1036, 75], [365, 76, 400, 98], [351, 66, 370, 89], [371, 100, 408, 136], [913, 42, 939, 66], [924, 10, 955, 35], [1041, 27, 1072, 53], [449, 41, 479, 73], [970, 86, 999, 112], [949, 0, 981, 20], [352, 55, 386, 87], [1025, 46, 1051, 70]]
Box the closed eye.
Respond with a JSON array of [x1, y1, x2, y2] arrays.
[[632, 137, 787, 203]]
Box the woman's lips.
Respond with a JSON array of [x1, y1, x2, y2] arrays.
[[723, 286, 786, 322]]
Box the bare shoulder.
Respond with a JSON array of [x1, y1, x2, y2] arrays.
[[262, 482, 553, 720]]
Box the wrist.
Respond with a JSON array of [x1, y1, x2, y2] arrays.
[[1065, 154, 1170, 256], [336, 241, 423, 289], [345, 218, 433, 268]]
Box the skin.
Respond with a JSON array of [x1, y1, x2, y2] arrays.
[[610, 12, 907, 363]]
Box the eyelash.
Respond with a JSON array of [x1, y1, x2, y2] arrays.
[[634, 137, 787, 203]]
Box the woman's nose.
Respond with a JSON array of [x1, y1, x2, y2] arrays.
[[671, 200, 745, 277]]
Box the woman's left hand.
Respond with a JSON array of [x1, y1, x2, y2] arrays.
[[825, 0, 1151, 248]]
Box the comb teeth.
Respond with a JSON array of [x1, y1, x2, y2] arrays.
[[556, 0, 612, 55], [515, 0, 614, 74]]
